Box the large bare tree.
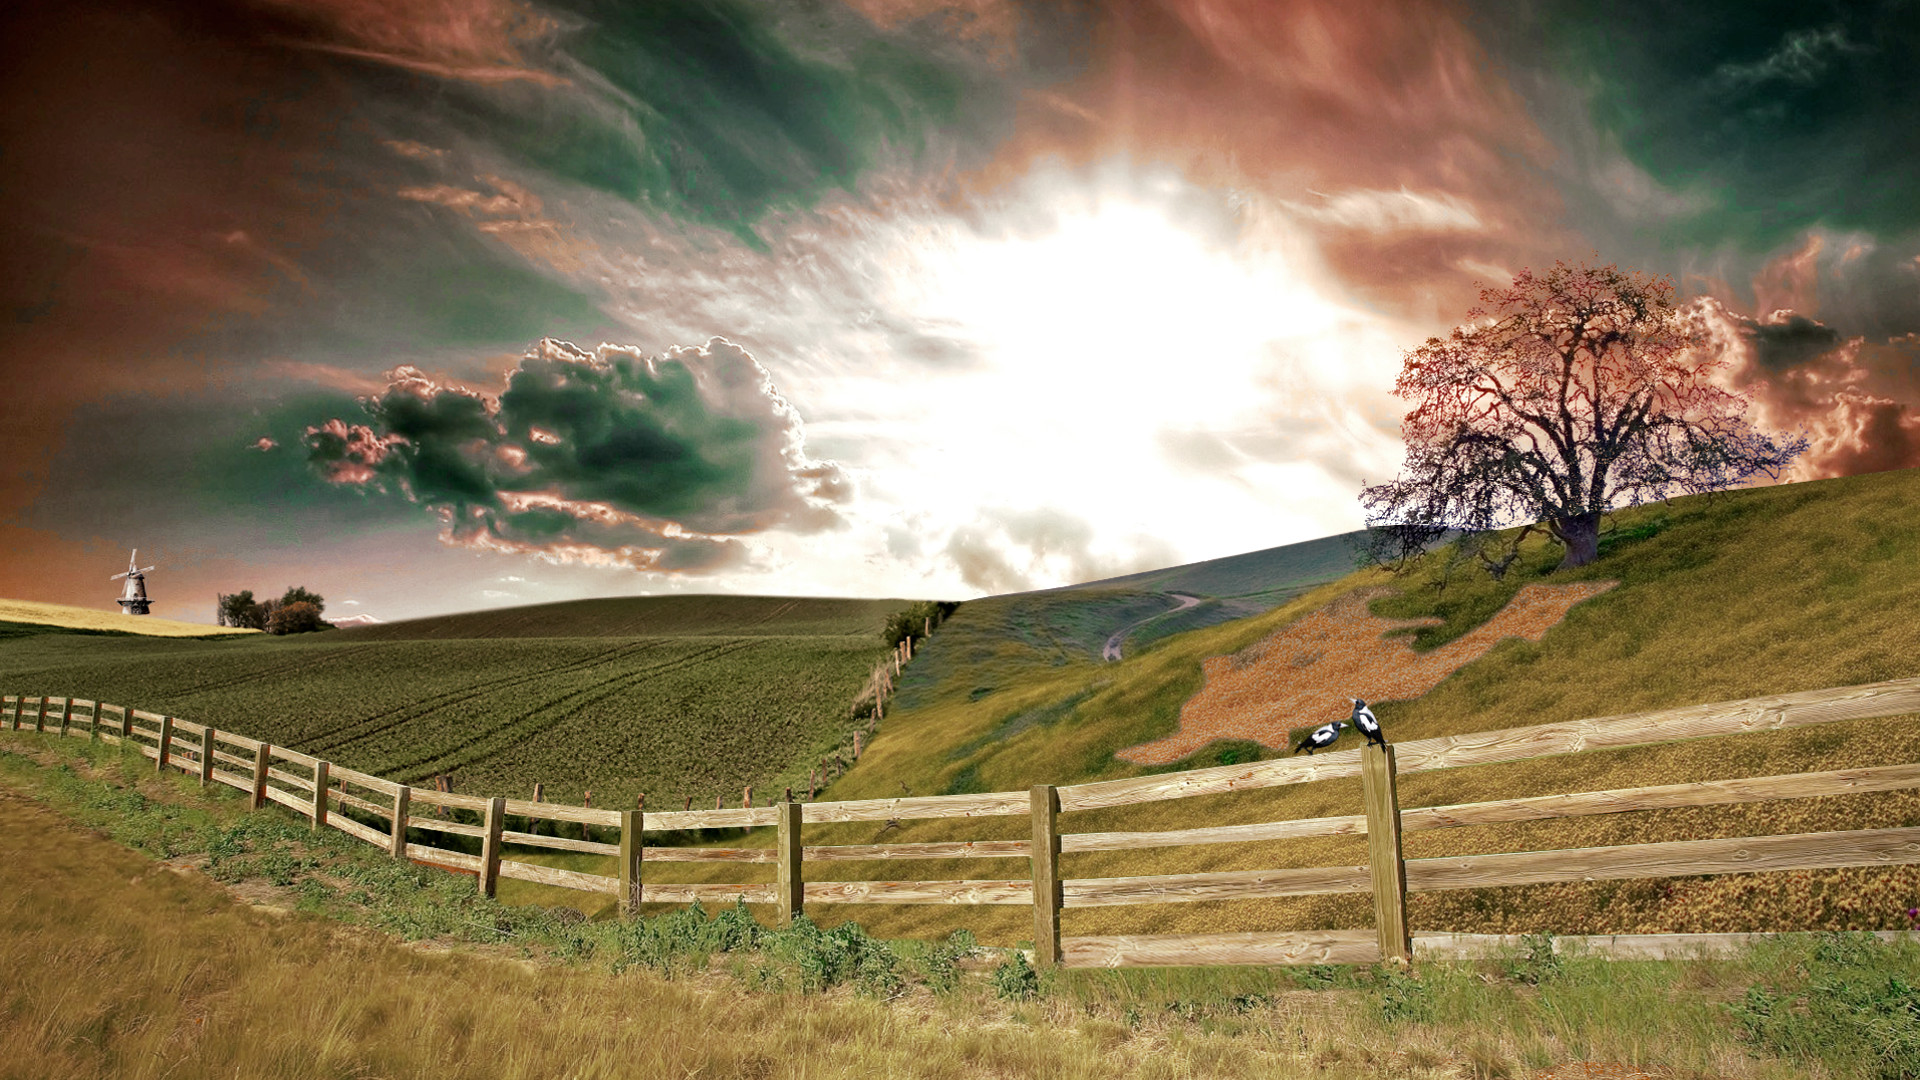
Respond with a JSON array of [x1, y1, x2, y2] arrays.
[[1360, 261, 1807, 572]]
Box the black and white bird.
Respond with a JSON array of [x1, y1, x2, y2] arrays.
[[1291, 721, 1347, 756], [1350, 699, 1386, 747]]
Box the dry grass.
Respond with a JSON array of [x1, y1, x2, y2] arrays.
[[0, 597, 257, 637]]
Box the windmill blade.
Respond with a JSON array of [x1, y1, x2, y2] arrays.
[[111, 572, 129, 581], [136, 565, 156, 574]]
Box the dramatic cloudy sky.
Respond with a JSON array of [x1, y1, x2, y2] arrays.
[[3, 0, 1916, 623]]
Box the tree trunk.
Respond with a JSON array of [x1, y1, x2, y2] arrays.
[[1553, 511, 1603, 569]]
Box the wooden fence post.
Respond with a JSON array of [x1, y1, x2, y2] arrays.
[[479, 797, 505, 898], [251, 744, 271, 809], [777, 800, 803, 926], [3, 695, 14, 730], [34, 696, 48, 733], [155, 715, 174, 773], [1030, 784, 1062, 969], [311, 760, 331, 832], [619, 810, 645, 918], [390, 785, 410, 859], [59, 698, 72, 737], [198, 727, 215, 786], [87, 702, 99, 743], [121, 707, 133, 741], [1361, 742, 1412, 965]]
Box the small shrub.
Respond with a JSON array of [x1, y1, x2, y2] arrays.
[[1500, 932, 1566, 985], [1371, 964, 1435, 1024], [992, 950, 1040, 1001], [1726, 931, 1920, 1080], [919, 929, 977, 994]]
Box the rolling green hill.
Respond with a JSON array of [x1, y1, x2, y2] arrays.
[[0, 595, 919, 808]]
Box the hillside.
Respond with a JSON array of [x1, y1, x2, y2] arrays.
[[0, 598, 258, 639], [0, 595, 919, 807], [334, 594, 912, 641], [636, 467, 1920, 948]]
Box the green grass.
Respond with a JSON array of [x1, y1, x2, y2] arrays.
[[7, 730, 1915, 1079], [0, 596, 922, 807]]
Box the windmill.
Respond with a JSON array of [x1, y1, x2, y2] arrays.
[[112, 549, 156, 615]]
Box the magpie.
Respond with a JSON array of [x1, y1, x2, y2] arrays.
[[1291, 721, 1347, 756], [1351, 699, 1386, 747]]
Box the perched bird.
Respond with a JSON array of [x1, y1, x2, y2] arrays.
[[1292, 721, 1348, 756], [1351, 699, 1386, 747]]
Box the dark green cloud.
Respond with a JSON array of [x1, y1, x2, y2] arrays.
[[431, 0, 996, 246], [302, 337, 849, 571], [1506, 0, 1920, 251]]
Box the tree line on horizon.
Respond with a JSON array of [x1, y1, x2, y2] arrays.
[[217, 586, 330, 635]]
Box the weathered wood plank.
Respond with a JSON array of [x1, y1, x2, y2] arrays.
[[1032, 785, 1061, 967], [407, 816, 486, 838], [407, 788, 491, 813], [210, 767, 253, 793], [262, 785, 310, 814], [640, 883, 778, 905], [1058, 675, 1920, 812], [776, 801, 802, 925], [1396, 676, 1920, 778], [328, 811, 388, 848], [1412, 930, 1920, 962], [267, 745, 321, 770], [804, 840, 1033, 862], [311, 760, 330, 832], [642, 806, 779, 830], [1361, 743, 1411, 964], [267, 767, 315, 792], [799, 791, 1028, 824], [619, 810, 643, 916], [1404, 761, 1920, 831], [479, 797, 505, 897], [329, 766, 399, 798], [501, 831, 620, 856], [213, 729, 261, 752], [802, 879, 1032, 905], [1063, 930, 1383, 969], [497, 859, 622, 895], [155, 715, 174, 772], [211, 748, 253, 770], [502, 798, 621, 827], [1063, 864, 1373, 908], [1063, 816, 1366, 853], [250, 743, 271, 810], [406, 843, 484, 873], [332, 788, 391, 818], [641, 846, 775, 863], [390, 786, 410, 860], [168, 716, 207, 737], [1405, 824, 1920, 892]]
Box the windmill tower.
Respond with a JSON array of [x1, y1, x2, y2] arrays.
[[112, 550, 156, 615]]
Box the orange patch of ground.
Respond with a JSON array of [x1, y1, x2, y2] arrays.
[[1117, 580, 1620, 765]]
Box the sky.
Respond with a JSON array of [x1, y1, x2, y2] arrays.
[[2, 0, 1917, 624]]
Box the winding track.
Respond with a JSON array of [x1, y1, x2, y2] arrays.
[[1102, 593, 1204, 662]]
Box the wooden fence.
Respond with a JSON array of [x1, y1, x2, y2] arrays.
[[7, 674, 1920, 969]]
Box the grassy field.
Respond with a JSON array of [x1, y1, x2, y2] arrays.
[[0, 595, 918, 807], [0, 597, 259, 639], [9, 732, 1914, 1080]]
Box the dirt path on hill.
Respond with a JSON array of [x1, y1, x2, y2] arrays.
[[1102, 593, 1204, 662]]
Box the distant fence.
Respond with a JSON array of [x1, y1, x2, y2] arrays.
[[7, 676, 1920, 969]]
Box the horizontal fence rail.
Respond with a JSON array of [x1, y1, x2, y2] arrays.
[[7, 673, 1920, 970]]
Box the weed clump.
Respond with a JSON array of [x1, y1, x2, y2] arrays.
[[1726, 931, 1920, 1079]]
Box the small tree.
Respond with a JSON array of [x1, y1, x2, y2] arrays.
[[267, 601, 325, 635], [883, 601, 960, 649], [219, 590, 265, 630], [1360, 260, 1807, 572]]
